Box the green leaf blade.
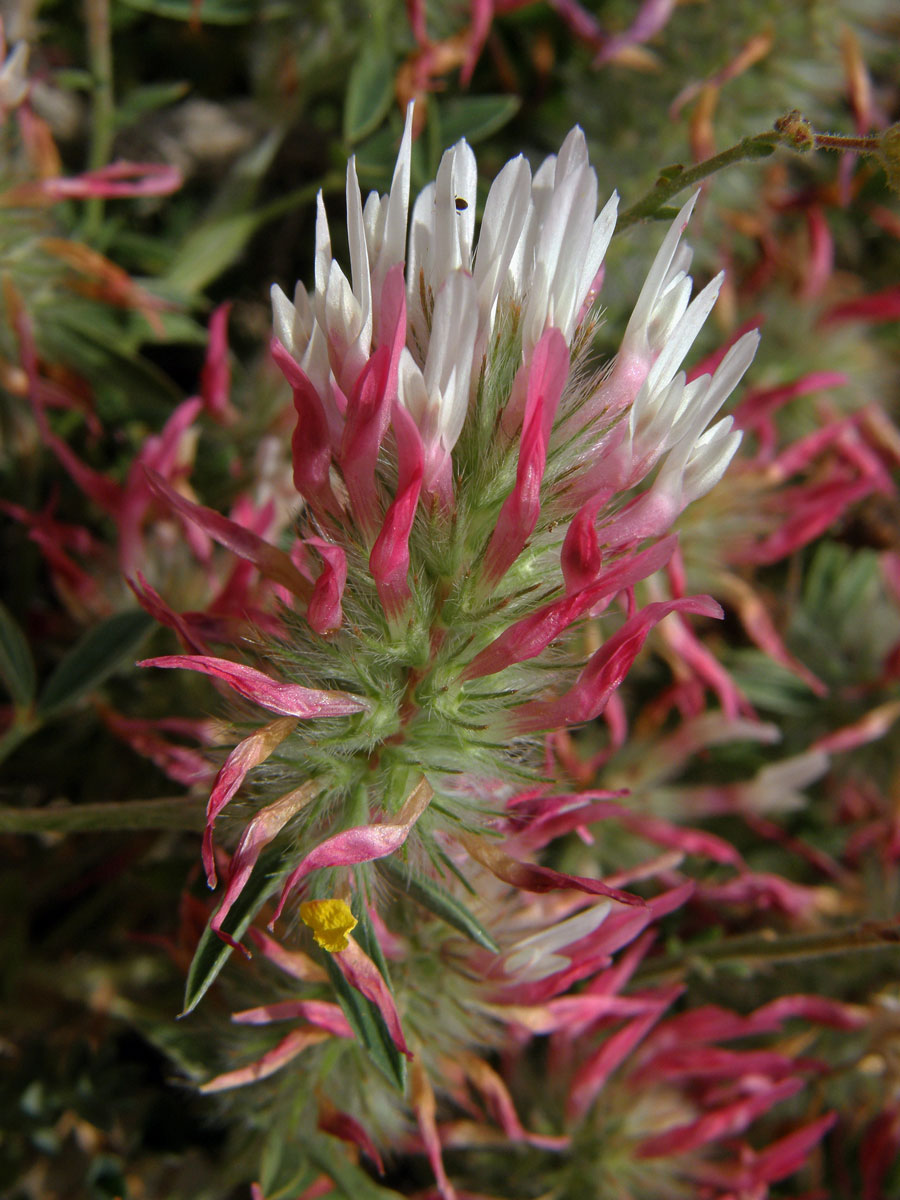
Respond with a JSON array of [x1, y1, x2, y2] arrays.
[[37, 610, 155, 715], [381, 857, 499, 952], [0, 602, 37, 708]]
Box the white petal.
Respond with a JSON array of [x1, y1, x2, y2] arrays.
[[624, 191, 698, 351], [424, 271, 479, 449], [314, 190, 332, 300], [645, 271, 723, 396], [432, 139, 478, 284], [473, 154, 533, 322], [345, 156, 373, 355], [575, 191, 619, 315]]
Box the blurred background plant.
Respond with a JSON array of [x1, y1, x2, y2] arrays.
[[1, 0, 899, 1198]]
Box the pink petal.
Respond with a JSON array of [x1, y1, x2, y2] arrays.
[[271, 337, 337, 513], [34, 159, 182, 199], [138, 655, 368, 720], [318, 1107, 385, 1174], [128, 573, 208, 654], [369, 401, 423, 622], [247, 929, 327, 982], [200, 302, 235, 424], [454, 1054, 569, 1150], [464, 536, 676, 680], [340, 346, 392, 539], [567, 988, 680, 1120], [747, 1113, 836, 1186], [484, 329, 569, 583], [233, 998, 353, 1038], [411, 1060, 457, 1200], [457, 832, 641, 907], [201, 717, 298, 885], [636, 1078, 804, 1159], [143, 468, 312, 601], [211, 782, 317, 950], [512, 596, 722, 734], [271, 779, 433, 923], [305, 537, 348, 635], [334, 935, 412, 1059], [199, 1028, 329, 1092], [560, 491, 612, 593]]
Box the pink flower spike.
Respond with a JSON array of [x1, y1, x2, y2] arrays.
[[200, 302, 236, 424], [484, 329, 570, 584], [369, 401, 424, 624], [232, 998, 353, 1038], [139, 655, 367, 716], [271, 338, 338, 514], [201, 717, 298, 885], [334, 936, 413, 1059], [513, 595, 722, 734], [143, 468, 312, 602], [306, 537, 348, 635], [271, 778, 433, 924], [199, 1028, 329, 1093], [210, 782, 317, 950]]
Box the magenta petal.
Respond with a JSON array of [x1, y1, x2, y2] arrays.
[[369, 401, 423, 622], [567, 990, 680, 1120], [271, 338, 337, 513], [637, 1078, 804, 1159], [465, 536, 676, 680], [335, 936, 413, 1058], [512, 595, 722, 733], [211, 782, 316, 946], [305, 537, 348, 635], [560, 491, 611, 593], [318, 1108, 385, 1175], [143, 468, 312, 601], [484, 329, 570, 583], [271, 780, 432, 924], [200, 303, 235, 424], [199, 1028, 329, 1093], [200, 717, 298, 885], [232, 998, 353, 1038], [340, 346, 392, 540], [139, 655, 367, 718]]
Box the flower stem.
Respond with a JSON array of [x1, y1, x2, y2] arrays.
[[84, 0, 114, 238], [0, 796, 206, 834], [616, 131, 782, 231], [636, 920, 900, 982]]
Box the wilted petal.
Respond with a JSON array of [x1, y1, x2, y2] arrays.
[[199, 1028, 329, 1093], [199, 716, 298, 885], [233, 998, 353, 1038], [272, 779, 433, 923], [211, 783, 317, 950], [335, 935, 412, 1059]]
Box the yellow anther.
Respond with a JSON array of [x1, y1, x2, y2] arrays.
[[299, 898, 358, 952]]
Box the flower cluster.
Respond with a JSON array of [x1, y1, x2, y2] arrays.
[[133, 107, 779, 1196]]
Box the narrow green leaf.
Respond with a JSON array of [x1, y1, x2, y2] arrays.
[[115, 81, 190, 130], [181, 844, 287, 1016], [380, 857, 499, 952], [323, 947, 407, 1092], [344, 44, 394, 145], [436, 95, 521, 146], [0, 602, 36, 707], [116, 0, 265, 23], [307, 1133, 403, 1199], [37, 610, 154, 715], [165, 210, 266, 296]]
